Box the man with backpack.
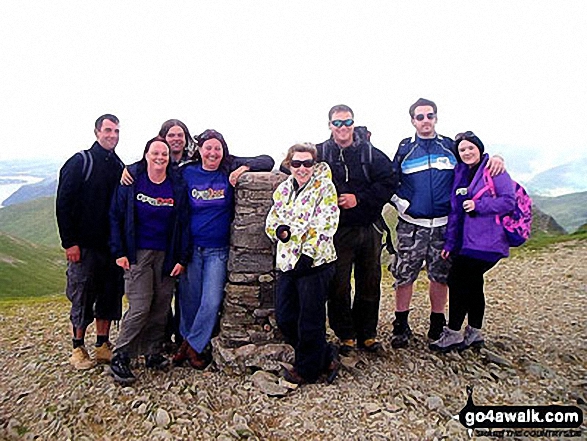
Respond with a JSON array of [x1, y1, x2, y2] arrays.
[[389, 98, 504, 349], [317, 104, 395, 355], [56, 114, 125, 370]]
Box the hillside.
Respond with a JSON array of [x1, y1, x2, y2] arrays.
[[0, 240, 585, 439], [0, 233, 65, 299], [2, 177, 57, 207], [533, 191, 587, 233], [0, 196, 60, 248]]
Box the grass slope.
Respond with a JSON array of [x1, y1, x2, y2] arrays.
[[0, 196, 60, 248], [0, 233, 65, 300], [533, 191, 587, 233]]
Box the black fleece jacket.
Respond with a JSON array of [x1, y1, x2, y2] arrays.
[[56, 142, 124, 250], [316, 129, 395, 227]]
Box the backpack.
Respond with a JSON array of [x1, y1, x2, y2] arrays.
[[78, 150, 94, 183], [472, 168, 533, 247], [318, 128, 396, 254]]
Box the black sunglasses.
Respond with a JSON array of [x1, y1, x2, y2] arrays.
[[455, 131, 476, 141], [414, 113, 436, 121], [290, 159, 315, 168], [331, 119, 354, 128]]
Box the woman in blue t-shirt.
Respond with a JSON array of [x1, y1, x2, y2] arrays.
[[109, 137, 190, 384], [173, 129, 274, 369]]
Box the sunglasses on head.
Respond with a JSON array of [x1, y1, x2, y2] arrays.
[[455, 131, 476, 141], [290, 159, 315, 168], [414, 113, 436, 121], [331, 119, 354, 128]]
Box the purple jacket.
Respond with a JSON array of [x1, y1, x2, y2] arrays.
[[444, 154, 516, 261]]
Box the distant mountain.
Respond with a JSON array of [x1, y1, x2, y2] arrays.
[[525, 158, 587, 196], [2, 177, 57, 206], [0, 158, 61, 179], [0, 232, 65, 299], [0, 196, 60, 248], [532, 191, 587, 233]]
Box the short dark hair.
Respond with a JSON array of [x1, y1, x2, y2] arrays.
[[95, 114, 119, 131], [158, 119, 195, 156], [328, 104, 354, 121], [283, 143, 318, 169], [409, 98, 437, 118]]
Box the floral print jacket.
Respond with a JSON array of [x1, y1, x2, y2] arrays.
[[265, 162, 339, 272]]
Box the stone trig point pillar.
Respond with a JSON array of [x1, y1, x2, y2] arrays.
[[213, 171, 294, 373]]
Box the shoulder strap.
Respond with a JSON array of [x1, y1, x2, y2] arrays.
[[78, 150, 94, 183], [472, 168, 495, 201], [360, 142, 373, 184]]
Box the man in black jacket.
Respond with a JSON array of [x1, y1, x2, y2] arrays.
[[318, 105, 395, 355], [56, 114, 125, 370]]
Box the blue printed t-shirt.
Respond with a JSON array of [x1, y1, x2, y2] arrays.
[[135, 174, 174, 251], [183, 164, 233, 248]]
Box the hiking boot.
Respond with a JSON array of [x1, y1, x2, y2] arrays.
[[283, 368, 306, 385], [145, 353, 170, 370], [95, 341, 113, 364], [186, 345, 209, 370], [339, 339, 356, 357], [69, 346, 96, 370], [427, 313, 447, 341], [390, 320, 412, 349], [358, 338, 385, 355], [109, 353, 136, 385], [463, 325, 485, 348], [172, 341, 189, 366], [429, 327, 465, 352]]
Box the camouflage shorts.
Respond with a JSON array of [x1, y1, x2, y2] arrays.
[[391, 218, 451, 288]]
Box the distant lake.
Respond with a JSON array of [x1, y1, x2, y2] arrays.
[[0, 175, 43, 208]]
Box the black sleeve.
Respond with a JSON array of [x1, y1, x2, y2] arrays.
[[56, 154, 84, 249], [231, 154, 275, 172], [354, 146, 396, 211], [108, 184, 127, 259]]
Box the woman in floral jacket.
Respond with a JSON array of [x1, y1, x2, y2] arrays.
[[266, 143, 340, 384]]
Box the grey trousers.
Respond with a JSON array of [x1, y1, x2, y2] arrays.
[[114, 249, 175, 358]]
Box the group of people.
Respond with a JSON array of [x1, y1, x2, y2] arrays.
[[56, 97, 516, 386], [56, 116, 274, 383]]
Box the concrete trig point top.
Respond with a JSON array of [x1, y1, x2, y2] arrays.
[[213, 171, 295, 373]]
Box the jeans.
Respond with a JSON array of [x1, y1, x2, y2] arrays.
[[179, 246, 229, 353]]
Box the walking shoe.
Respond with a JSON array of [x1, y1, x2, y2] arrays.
[[172, 341, 189, 366], [95, 341, 113, 364], [427, 313, 447, 341], [69, 346, 96, 370], [390, 320, 412, 349], [429, 327, 465, 352], [145, 353, 170, 370], [358, 339, 385, 355], [109, 353, 136, 385], [186, 345, 209, 370], [339, 339, 356, 357], [463, 325, 485, 348], [283, 368, 306, 385]]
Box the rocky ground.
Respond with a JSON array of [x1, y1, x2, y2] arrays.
[[0, 241, 586, 440]]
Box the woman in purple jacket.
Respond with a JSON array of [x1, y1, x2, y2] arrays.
[[430, 132, 515, 352]]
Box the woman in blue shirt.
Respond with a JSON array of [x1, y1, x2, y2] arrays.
[[174, 129, 274, 368]]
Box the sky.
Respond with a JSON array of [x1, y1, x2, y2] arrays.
[[1, 1, 586, 180]]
